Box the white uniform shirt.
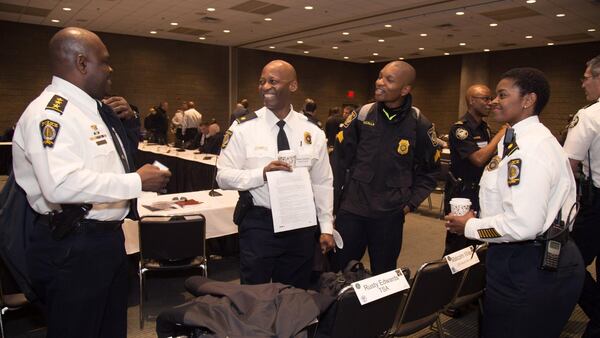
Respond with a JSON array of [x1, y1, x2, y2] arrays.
[[563, 99, 600, 188], [465, 116, 577, 242], [181, 108, 202, 134], [172, 111, 183, 128], [216, 106, 334, 234], [12, 76, 142, 221]]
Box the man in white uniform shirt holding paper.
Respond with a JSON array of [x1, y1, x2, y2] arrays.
[[217, 60, 334, 289]]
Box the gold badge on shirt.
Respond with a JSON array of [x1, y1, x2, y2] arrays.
[[397, 139, 410, 155], [507, 158, 522, 187], [486, 155, 500, 171], [221, 130, 233, 149], [304, 131, 312, 145], [40, 119, 60, 148]]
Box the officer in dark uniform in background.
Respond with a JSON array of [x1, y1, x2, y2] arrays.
[[444, 84, 507, 255], [302, 98, 323, 129], [332, 61, 439, 275]]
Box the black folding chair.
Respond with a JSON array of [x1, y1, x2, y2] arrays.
[[386, 259, 464, 337], [138, 214, 207, 329], [0, 258, 30, 337]]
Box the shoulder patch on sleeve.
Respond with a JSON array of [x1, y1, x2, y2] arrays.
[[568, 115, 579, 129], [477, 228, 501, 239], [455, 127, 469, 140], [507, 158, 521, 187], [427, 126, 439, 147], [40, 119, 60, 148], [236, 111, 257, 124], [343, 111, 357, 128], [221, 130, 233, 149], [45, 95, 68, 115]]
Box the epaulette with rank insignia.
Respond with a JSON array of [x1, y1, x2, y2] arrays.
[[236, 111, 257, 124], [45, 95, 68, 115]]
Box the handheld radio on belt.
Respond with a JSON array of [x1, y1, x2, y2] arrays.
[[537, 203, 578, 271]]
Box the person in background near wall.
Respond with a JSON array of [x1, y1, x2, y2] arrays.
[[154, 101, 168, 145], [302, 98, 322, 129], [181, 101, 202, 143], [171, 102, 185, 147], [324, 107, 343, 148], [563, 54, 600, 338], [229, 98, 249, 126]]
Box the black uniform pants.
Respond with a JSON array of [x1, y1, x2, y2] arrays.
[[443, 184, 481, 256], [26, 220, 128, 338], [334, 209, 404, 275], [239, 207, 315, 289], [571, 190, 600, 336], [483, 240, 584, 338]]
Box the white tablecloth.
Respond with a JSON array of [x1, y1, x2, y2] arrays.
[[138, 143, 217, 166], [123, 189, 238, 254]]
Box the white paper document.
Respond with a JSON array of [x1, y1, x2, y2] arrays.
[[266, 167, 317, 233]]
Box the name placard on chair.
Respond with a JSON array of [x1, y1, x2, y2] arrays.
[[352, 269, 410, 305], [444, 246, 480, 274]]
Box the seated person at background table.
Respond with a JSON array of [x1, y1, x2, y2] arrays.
[[200, 122, 224, 155], [185, 121, 210, 150], [445, 67, 584, 338], [443, 84, 507, 256], [217, 59, 335, 289]]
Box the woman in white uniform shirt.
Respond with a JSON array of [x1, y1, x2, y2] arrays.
[[445, 68, 584, 338]]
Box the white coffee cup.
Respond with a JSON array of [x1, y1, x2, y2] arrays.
[[450, 198, 472, 216], [277, 150, 296, 168]]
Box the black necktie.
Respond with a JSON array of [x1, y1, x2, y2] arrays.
[[97, 102, 139, 219], [276, 120, 290, 151]]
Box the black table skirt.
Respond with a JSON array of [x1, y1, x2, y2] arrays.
[[0, 144, 12, 175], [136, 149, 217, 193]]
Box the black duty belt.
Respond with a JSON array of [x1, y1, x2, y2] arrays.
[[489, 240, 539, 247], [36, 213, 123, 234]]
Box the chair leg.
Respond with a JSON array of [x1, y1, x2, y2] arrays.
[[439, 192, 445, 219], [139, 266, 145, 330], [436, 314, 445, 338], [428, 195, 433, 209], [1, 309, 6, 338]]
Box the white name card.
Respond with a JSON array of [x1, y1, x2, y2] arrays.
[[444, 246, 480, 275], [352, 269, 410, 305]]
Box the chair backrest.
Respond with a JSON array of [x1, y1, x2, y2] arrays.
[[437, 159, 451, 183], [139, 215, 206, 262], [329, 286, 404, 338], [450, 244, 488, 308], [390, 259, 463, 336]]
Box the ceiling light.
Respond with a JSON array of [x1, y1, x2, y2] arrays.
[[556, 13, 566, 17], [342, 32, 350, 35], [343, 56, 349, 60], [525, 35, 533, 39], [420, 33, 428, 37], [304, 6, 314, 10], [332, 46, 339, 49], [484, 48, 491, 52], [372, 52, 379, 56], [459, 42, 466, 46], [170, 22, 178, 26], [369, 60, 375, 63], [297, 40, 303, 44], [378, 39, 385, 42], [384, 24, 392, 28], [150, 30, 157, 34], [303, 51, 309, 54], [490, 23, 498, 27], [207, 7, 216, 11], [547, 42, 554, 45], [264, 17, 272, 21], [526, 0, 536, 3], [62, 7, 71, 11], [399, 57, 405, 60], [444, 52, 450, 55], [418, 47, 424, 50], [199, 37, 206, 40], [588, 28, 596, 32], [269, 46, 275, 49], [51, 19, 60, 23], [223, 29, 230, 33], [456, 11, 465, 15]]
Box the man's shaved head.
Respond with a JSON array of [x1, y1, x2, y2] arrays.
[[263, 60, 297, 82], [386, 61, 416, 86], [465, 84, 492, 117], [258, 59, 298, 117], [48, 27, 112, 99], [374, 61, 417, 108]]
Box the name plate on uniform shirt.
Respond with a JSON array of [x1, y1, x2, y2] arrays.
[[477, 141, 488, 148], [352, 269, 410, 305], [444, 246, 480, 274]]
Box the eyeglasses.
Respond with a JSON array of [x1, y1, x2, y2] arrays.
[[172, 196, 188, 201], [472, 96, 493, 102], [581, 75, 598, 83]]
